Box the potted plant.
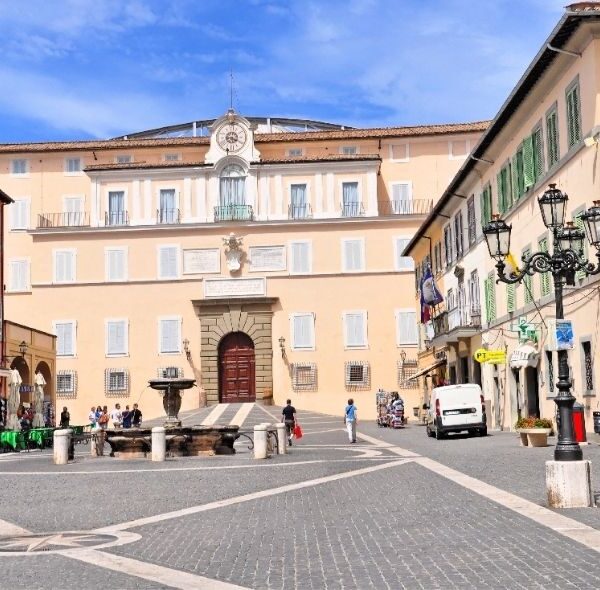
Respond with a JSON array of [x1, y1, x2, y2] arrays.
[[515, 417, 553, 447]]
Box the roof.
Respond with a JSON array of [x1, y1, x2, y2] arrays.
[[403, 2, 600, 257], [84, 153, 381, 172], [0, 120, 489, 155], [0, 189, 14, 204]]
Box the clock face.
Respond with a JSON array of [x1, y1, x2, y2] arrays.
[[216, 123, 247, 153]]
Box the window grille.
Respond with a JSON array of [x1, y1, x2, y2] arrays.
[[56, 370, 77, 398], [582, 341, 593, 392], [105, 368, 130, 396], [157, 367, 183, 379], [546, 351, 554, 394], [291, 363, 317, 391], [345, 361, 370, 389], [398, 359, 418, 389]]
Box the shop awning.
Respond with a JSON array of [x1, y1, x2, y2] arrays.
[[400, 358, 446, 386], [509, 344, 539, 369]]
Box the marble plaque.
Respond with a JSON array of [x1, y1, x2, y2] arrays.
[[249, 246, 286, 271], [204, 277, 266, 298], [183, 248, 220, 274]]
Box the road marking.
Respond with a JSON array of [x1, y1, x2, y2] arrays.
[[229, 403, 254, 427], [0, 517, 29, 536], [96, 459, 412, 533], [61, 548, 249, 589], [254, 403, 281, 422], [300, 428, 345, 436], [201, 403, 230, 425]]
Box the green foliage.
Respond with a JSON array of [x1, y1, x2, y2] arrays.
[[515, 417, 553, 429]]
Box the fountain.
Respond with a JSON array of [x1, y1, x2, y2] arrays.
[[104, 377, 240, 459]]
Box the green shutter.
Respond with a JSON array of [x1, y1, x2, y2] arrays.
[[523, 248, 533, 303], [546, 110, 559, 167], [532, 127, 544, 181], [486, 273, 496, 322], [504, 164, 513, 210], [496, 172, 505, 214], [506, 283, 516, 313], [511, 154, 519, 203], [481, 186, 491, 225], [539, 238, 551, 296], [522, 136, 535, 190], [566, 83, 581, 148]]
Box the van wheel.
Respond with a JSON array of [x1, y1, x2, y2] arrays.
[[435, 428, 444, 440], [426, 425, 434, 438], [479, 427, 488, 437]]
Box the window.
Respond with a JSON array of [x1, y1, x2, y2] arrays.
[[546, 107, 560, 168], [496, 163, 512, 214], [444, 225, 453, 266], [107, 190, 127, 226], [447, 288, 455, 312], [56, 370, 77, 397], [345, 361, 370, 388], [398, 358, 419, 389], [115, 155, 133, 164], [341, 238, 365, 272], [470, 270, 481, 315], [539, 237, 550, 296], [105, 247, 127, 282], [390, 182, 412, 214], [511, 149, 524, 203], [532, 124, 544, 181], [449, 140, 469, 159], [53, 249, 76, 283], [105, 368, 129, 396], [159, 189, 178, 223], [291, 363, 317, 391], [10, 159, 28, 175], [523, 247, 533, 303], [582, 341, 594, 393], [158, 366, 183, 378], [394, 237, 414, 271], [164, 153, 181, 162], [290, 184, 309, 219], [54, 321, 76, 356], [480, 184, 492, 226], [389, 143, 409, 162], [467, 196, 476, 246], [396, 309, 418, 345], [65, 157, 81, 174], [158, 245, 179, 279], [343, 311, 367, 348], [506, 283, 516, 313], [434, 242, 442, 274], [8, 259, 29, 291], [546, 351, 554, 395], [159, 317, 181, 354], [289, 241, 312, 274], [290, 313, 315, 350], [484, 272, 496, 323], [566, 78, 582, 149], [106, 319, 128, 356], [63, 196, 84, 226], [453, 212, 464, 259], [220, 164, 246, 205], [287, 148, 303, 157], [10, 199, 30, 230], [341, 182, 361, 217], [340, 146, 358, 155]]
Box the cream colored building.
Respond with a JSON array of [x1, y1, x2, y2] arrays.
[[406, 2, 600, 431], [1, 111, 485, 423]]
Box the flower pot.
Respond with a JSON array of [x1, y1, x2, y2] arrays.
[[516, 428, 551, 447]]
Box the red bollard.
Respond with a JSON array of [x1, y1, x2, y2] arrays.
[[572, 402, 587, 443]]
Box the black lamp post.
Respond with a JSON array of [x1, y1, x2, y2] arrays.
[[483, 184, 600, 462]]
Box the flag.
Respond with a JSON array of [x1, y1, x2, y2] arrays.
[[505, 252, 520, 277], [420, 267, 443, 323]]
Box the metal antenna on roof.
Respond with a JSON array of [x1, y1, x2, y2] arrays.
[[229, 69, 234, 111]]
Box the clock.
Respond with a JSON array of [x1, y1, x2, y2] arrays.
[[216, 123, 247, 153]]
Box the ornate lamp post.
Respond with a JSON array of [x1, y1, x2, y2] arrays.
[[483, 184, 600, 462]]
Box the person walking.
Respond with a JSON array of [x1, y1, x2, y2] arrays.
[[344, 398, 358, 443], [131, 403, 142, 428], [59, 407, 70, 429], [282, 399, 297, 446]]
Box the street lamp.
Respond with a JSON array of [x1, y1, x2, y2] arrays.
[[483, 184, 600, 462], [18, 341, 27, 357]]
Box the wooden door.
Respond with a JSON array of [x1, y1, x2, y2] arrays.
[[218, 332, 256, 403]]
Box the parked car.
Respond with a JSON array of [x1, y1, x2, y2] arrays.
[[426, 384, 487, 439]]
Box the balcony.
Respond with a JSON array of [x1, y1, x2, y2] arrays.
[[214, 204, 254, 222], [157, 208, 181, 224], [288, 204, 312, 220], [341, 202, 365, 217], [105, 211, 130, 226], [378, 198, 433, 216], [37, 212, 90, 229], [432, 306, 481, 344]]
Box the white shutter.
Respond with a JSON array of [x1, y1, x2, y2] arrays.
[[107, 320, 127, 355], [397, 311, 418, 345], [55, 251, 75, 282], [11, 200, 29, 230], [343, 239, 364, 271], [159, 246, 178, 278], [290, 242, 310, 274], [55, 322, 74, 356], [106, 249, 126, 281], [9, 260, 28, 291], [64, 197, 83, 213], [396, 238, 414, 270], [344, 312, 366, 347], [160, 319, 180, 353], [292, 313, 314, 349], [392, 183, 410, 202]]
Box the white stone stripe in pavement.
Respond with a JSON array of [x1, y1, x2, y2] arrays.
[[0, 517, 29, 536], [229, 403, 254, 427], [299, 428, 345, 436], [201, 403, 230, 425], [62, 548, 249, 590], [254, 403, 281, 422], [95, 459, 412, 533]]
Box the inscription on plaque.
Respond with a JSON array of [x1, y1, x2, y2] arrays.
[[204, 278, 266, 298], [249, 246, 286, 272], [183, 249, 220, 274]]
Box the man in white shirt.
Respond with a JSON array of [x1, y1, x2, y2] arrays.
[[88, 406, 97, 427], [110, 403, 123, 428]]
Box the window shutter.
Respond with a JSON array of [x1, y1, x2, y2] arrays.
[[484, 275, 496, 323], [506, 283, 516, 313], [291, 242, 310, 274], [546, 110, 559, 167], [503, 165, 512, 210], [160, 247, 178, 278], [522, 136, 535, 190], [397, 311, 418, 345], [55, 251, 74, 282], [11, 200, 29, 229], [511, 154, 519, 203], [567, 84, 581, 148], [345, 313, 365, 347], [523, 248, 533, 303], [107, 321, 126, 355], [292, 314, 314, 349], [56, 323, 74, 356], [396, 238, 413, 270], [496, 172, 505, 214], [9, 260, 28, 291], [344, 240, 363, 271], [160, 319, 179, 353], [532, 127, 544, 181]]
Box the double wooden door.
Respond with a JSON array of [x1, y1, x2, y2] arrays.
[[218, 332, 256, 403]]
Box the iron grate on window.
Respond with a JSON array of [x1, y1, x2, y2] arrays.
[[398, 359, 419, 389], [291, 363, 317, 391], [546, 351, 554, 394], [56, 370, 77, 398], [583, 342, 593, 392], [157, 367, 183, 379], [345, 361, 370, 389], [105, 368, 130, 397]]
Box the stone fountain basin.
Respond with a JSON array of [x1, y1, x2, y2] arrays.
[[105, 425, 239, 459], [148, 378, 196, 391]]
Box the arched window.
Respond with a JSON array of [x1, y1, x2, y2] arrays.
[[220, 164, 246, 206]]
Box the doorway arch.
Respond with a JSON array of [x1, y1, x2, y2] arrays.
[[218, 332, 256, 403], [10, 357, 30, 404]]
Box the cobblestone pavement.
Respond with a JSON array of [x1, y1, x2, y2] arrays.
[[1, 405, 600, 589]]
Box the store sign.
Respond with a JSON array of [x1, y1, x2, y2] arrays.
[[473, 349, 506, 364], [547, 319, 574, 351]]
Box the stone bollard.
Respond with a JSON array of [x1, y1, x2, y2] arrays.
[[275, 423, 287, 455], [152, 427, 166, 462], [53, 429, 71, 465], [254, 424, 268, 459]]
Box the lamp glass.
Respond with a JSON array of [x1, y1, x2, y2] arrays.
[[559, 223, 585, 253], [483, 217, 511, 259], [538, 185, 567, 229], [582, 202, 600, 247]]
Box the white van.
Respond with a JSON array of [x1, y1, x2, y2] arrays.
[[426, 384, 487, 439]]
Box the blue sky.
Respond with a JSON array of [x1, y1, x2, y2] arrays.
[[0, 0, 567, 142]]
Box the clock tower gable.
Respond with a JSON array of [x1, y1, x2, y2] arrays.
[[205, 109, 261, 165]]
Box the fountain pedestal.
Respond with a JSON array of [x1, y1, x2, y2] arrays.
[[148, 378, 196, 428]]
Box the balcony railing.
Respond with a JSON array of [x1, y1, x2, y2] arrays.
[[37, 212, 90, 229], [433, 306, 482, 338], [378, 198, 433, 216], [288, 204, 312, 220], [104, 211, 130, 226], [214, 204, 254, 222], [157, 208, 181, 224], [341, 202, 365, 217]]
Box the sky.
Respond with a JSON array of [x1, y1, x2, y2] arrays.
[[0, 0, 568, 142]]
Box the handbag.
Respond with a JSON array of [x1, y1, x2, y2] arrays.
[[293, 423, 303, 439]]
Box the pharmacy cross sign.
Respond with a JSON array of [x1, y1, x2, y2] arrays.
[[509, 317, 538, 344]]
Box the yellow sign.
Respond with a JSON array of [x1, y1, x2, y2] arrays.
[[473, 348, 506, 364]]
